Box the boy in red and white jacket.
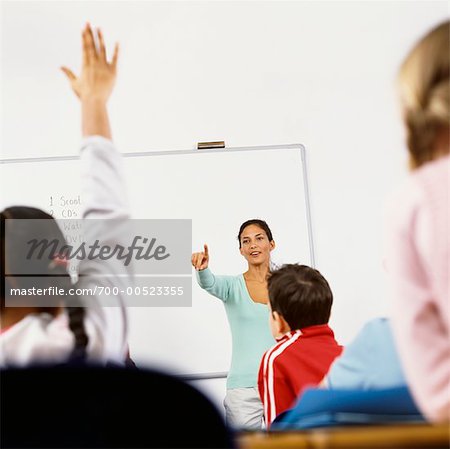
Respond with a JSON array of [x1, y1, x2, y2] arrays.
[[258, 264, 343, 428]]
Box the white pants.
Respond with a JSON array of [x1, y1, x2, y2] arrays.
[[224, 387, 263, 430]]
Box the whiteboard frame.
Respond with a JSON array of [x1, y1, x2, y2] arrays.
[[0, 143, 315, 269], [1, 143, 315, 380]]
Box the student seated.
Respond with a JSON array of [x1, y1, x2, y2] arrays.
[[0, 24, 128, 367], [322, 317, 407, 390], [384, 20, 449, 423], [258, 264, 343, 428]]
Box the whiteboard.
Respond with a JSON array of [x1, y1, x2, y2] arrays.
[[0, 144, 314, 376]]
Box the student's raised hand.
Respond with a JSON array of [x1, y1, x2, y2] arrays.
[[61, 23, 118, 104], [191, 244, 209, 271]]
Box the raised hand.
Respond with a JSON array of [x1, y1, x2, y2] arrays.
[[61, 23, 118, 104], [191, 244, 209, 271]]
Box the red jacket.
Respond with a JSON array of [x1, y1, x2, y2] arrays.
[[258, 324, 343, 428]]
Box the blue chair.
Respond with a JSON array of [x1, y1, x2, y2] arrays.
[[272, 386, 425, 430]]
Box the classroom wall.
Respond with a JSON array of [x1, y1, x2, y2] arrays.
[[1, 0, 448, 411]]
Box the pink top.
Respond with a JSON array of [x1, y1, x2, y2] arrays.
[[384, 154, 449, 422]]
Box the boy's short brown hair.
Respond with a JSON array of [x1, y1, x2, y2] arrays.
[[268, 264, 333, 330]]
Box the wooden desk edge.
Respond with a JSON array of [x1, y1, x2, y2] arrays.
[[237, 423, 450, 449]]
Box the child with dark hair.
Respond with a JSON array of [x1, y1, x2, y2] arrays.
[[258, 264, 343, 428], [0, 24, 130, 366]]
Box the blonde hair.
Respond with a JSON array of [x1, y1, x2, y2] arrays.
[[398, 21, 449, 170]]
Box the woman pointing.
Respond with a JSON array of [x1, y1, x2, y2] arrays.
[[192, 219, 276, 430]]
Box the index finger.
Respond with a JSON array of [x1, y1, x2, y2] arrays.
[[204, 244, 209, 257]]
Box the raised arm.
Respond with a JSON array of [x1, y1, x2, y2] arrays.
[[62, 24, 129, 363]]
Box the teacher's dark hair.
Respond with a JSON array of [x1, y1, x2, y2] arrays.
[[237, 219, 273, 248]]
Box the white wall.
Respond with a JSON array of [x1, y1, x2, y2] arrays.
[[1, 0, 448, 412]]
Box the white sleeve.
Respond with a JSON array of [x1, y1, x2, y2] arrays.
[[76, 135, 130, 364]]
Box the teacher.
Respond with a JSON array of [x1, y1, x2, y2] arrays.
[[191, 219, 276, 430]]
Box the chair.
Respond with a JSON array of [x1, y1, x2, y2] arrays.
[[1, 363, 235, 448]]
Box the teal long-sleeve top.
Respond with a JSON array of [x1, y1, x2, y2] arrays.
[[196, 268, 275, 389]]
